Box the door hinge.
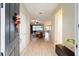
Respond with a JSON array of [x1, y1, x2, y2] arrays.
[[0, 52, 3, 56], [1, 3, 3, 8], [78, 24, 79, 27], [76, 45, 78, 48]]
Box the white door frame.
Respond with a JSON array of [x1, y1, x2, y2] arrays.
[[75, 3, 79, 56], [77, 3, 79, 56], [1, 3, 5, 56]]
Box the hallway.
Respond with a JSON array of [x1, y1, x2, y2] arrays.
[[17, 3, 76, 56], [20, 38, 57, 56], [0, 3, 77, 56]]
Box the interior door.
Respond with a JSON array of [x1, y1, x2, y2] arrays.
[[5, 3, 20, 56]]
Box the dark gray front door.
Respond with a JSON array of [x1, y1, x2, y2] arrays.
[[5, 3, 20, 56]]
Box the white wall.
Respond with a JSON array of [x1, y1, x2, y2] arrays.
[[43, 20, 52, 26], [62, 3, 75, 52], [51, 16, 55, 43], [20, 4, 31, 53], [62, 4, 75, 41], [51, 4, 75, 51]]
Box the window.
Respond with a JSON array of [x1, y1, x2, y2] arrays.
[[33, 25, 43, 31]]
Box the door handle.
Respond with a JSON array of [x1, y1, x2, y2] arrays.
[[1, 3, 3, 8], [76, 45, 78, 48]]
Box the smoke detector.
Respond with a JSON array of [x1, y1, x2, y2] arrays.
[[39, 12, 43, 14]]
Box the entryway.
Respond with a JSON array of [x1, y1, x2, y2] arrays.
[[0, 3, 79, 56]]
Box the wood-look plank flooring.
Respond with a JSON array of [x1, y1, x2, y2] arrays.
[[20, 38, 57, 56]]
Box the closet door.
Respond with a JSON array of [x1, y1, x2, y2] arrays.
[[5, 3, 20, 56]]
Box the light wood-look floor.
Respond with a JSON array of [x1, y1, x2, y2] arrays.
[[20, 38, 57, 56]]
